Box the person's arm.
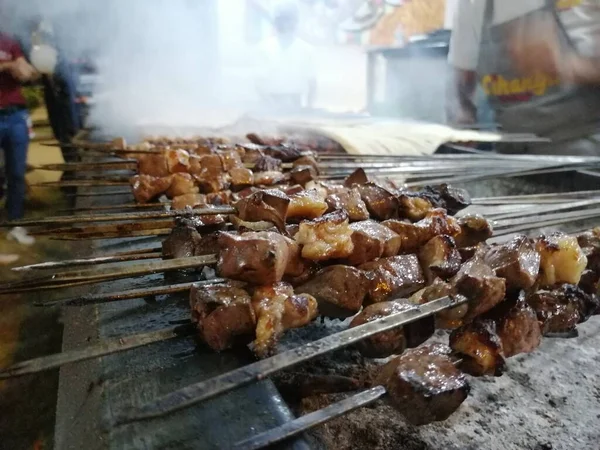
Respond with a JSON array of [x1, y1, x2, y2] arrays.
[[445, 0, 482, 126], [10, 56, 39, 82]]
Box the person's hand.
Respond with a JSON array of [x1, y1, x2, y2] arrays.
[[507, 16, 566, 79]]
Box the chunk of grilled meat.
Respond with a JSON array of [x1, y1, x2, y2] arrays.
[[344, 168, 369, 187], [263, 144, 304, 162], [577, 230, 600, 273], [418, 235, 462, 283], [383, 209, 461, 254], [165, 148, 191, 174], [130, 174, 173, 203], [290, 165, 318, 187], [219, 149, 244, 171], [483, 235, 541, 290], [294, 210, 354, 261], [375, 344, 470, 426], [162, 223, 203, 259], [360, 255, 426, 304], [325, 187, 370, 222], [190, 282, 256, 351], [217, 231, 291, 285], [193, 154, 230, 193], [344, 220, 402, 266], [171, 193, 207, 211], [287, 189, 328, 221], [253, 171, 287, 186], [296, 265, 369, 318], [252, 282, 318, 358], [397, 192, 434, 222], [292, 155, 320, 174], [527, 284, 599, 335], [536, 233, 587, 286], [254, 155, 282, 172], [579, 269, 600, 296], [356, 182, 399, 220], [349, 300, 434, 358], [409, 278, 468, 330], [454, 215, 493, 248], [452, 255, 506, 322], [450, 320, 506, 377], [234, 189, 290, 233], [138, 152, 170, 177], [229, 167, 254, 191], [423, 184, 472, 216], [165, 172, 199, 198]]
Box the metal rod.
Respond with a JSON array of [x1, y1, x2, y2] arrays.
[[490, 198, 600, 222], [58, 203, 166, 213], [0, 323, 194, 379], [233, 386, 387, 450], [48, 228, 171, 240], [31, 160, 137, 171], [472, 190, 600, 205], [12, 252, 162, 272], [115, 296, 465, 424]]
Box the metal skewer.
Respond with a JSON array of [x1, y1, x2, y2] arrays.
[[115, 296, 466, 424]]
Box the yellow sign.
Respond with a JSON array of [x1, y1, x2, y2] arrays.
[[481, 73, 560, 98], [556, 0, 582, 10]]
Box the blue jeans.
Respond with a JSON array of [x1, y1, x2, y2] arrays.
[[0, 109, 29, 220]]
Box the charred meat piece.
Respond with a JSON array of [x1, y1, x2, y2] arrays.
[[130, 174, 173, 204], [345, 220, 401, 266], [171, 193, 207, 210], [229, 167, 254, 191], [422, 184, 471, 215], [206, 191, 232, 206], [458, 245, 480, 263], [137, 153, 170, 177], [219, 149, 243, 171], [418, 235, 462, 283], [165, 148, 190, 174], [343, 168, 369, 187], [217, 231, 291, 285], [537, 233, 587, 286], [294, 210, 354, 261], [397, 192, 434, 222], [577, 230, 600, 273], [487, 293, 542, 358], [356, 182, 399, 220], [454, 215, 494, 248], [283, 293, 319, 329], [375, 344, 470, 426], [194, 232, 221, 257], [579, 269, 600, 296], [325, 188, 370, 222], [452, 255, 506, 321], [292, 155, 319, 174], [238, 144, 264, 164], [190, 282, 256, 351], [287, 189, 328, 221], [162, 223, 203, 259], [296, 265, 369, 318], [483, 235, 541, 290], [254, 155, 282, 172], [263, 144, 303, 162], [234, 189, 290, 233], [527, 284, 599, 334], [449, 320, 506, 377], [383, 209, 461, 254], [253, 171, 287, 186], [410, 278, 468, 330], [193, 154, 230, 193], [166, 172, 199, 198], [290, 166, 318, 187], [359, 255, 425, 304]]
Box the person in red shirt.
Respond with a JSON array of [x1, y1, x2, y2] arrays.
[[0, 33, 37, 227]]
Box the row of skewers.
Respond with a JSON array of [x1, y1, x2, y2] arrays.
[[5, 133, 600, 449]]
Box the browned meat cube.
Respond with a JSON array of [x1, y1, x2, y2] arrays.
[[254, 155, 282, 172], [162, 224, 203, 259], [253, 171, 287, 186], [527, 284, 598, 335], [325, 188, 370, 222], [206, 191, 232, 206], [452, 255, 506, 321], [194, 232, 221, 257], [343, 168, 369, 187], [130, 174, 173, 204], [356, 182, 399, 220], [409, 278, 468, 330], [418, 235, 462, 283], [292, 155, 319, 174], [229, 167, 254, 191], [449, 320, 506, 377], [375, 344, 470, 426], [577, 230, 600, 273], [458, 245, 480, 263], [219, 149, 243, 171], [137, 153, 170, 177], [483, 235, 540, 290], [193, 154, 230, 193], [290, 166, 317, 187], [171, 193, 207, 211], [189, 282, 256, 351], [579, 269, 600, 296], [536, 233, 587, 286], [488, 293, 542, 358], [296, 265, 369, 318], [217, 231, 291, 285], [429, 184, 472, 215], [287, 189, 328, 221], [165, 148, 190, 174], [344, 220, 401, 266], [397, 193, 434, 221], [234, 189, 290, 233], [359, 255, 426, 304], [454, 215, 493, 248], [294, 210, 354, 261], [166, 173, 199, 198]]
